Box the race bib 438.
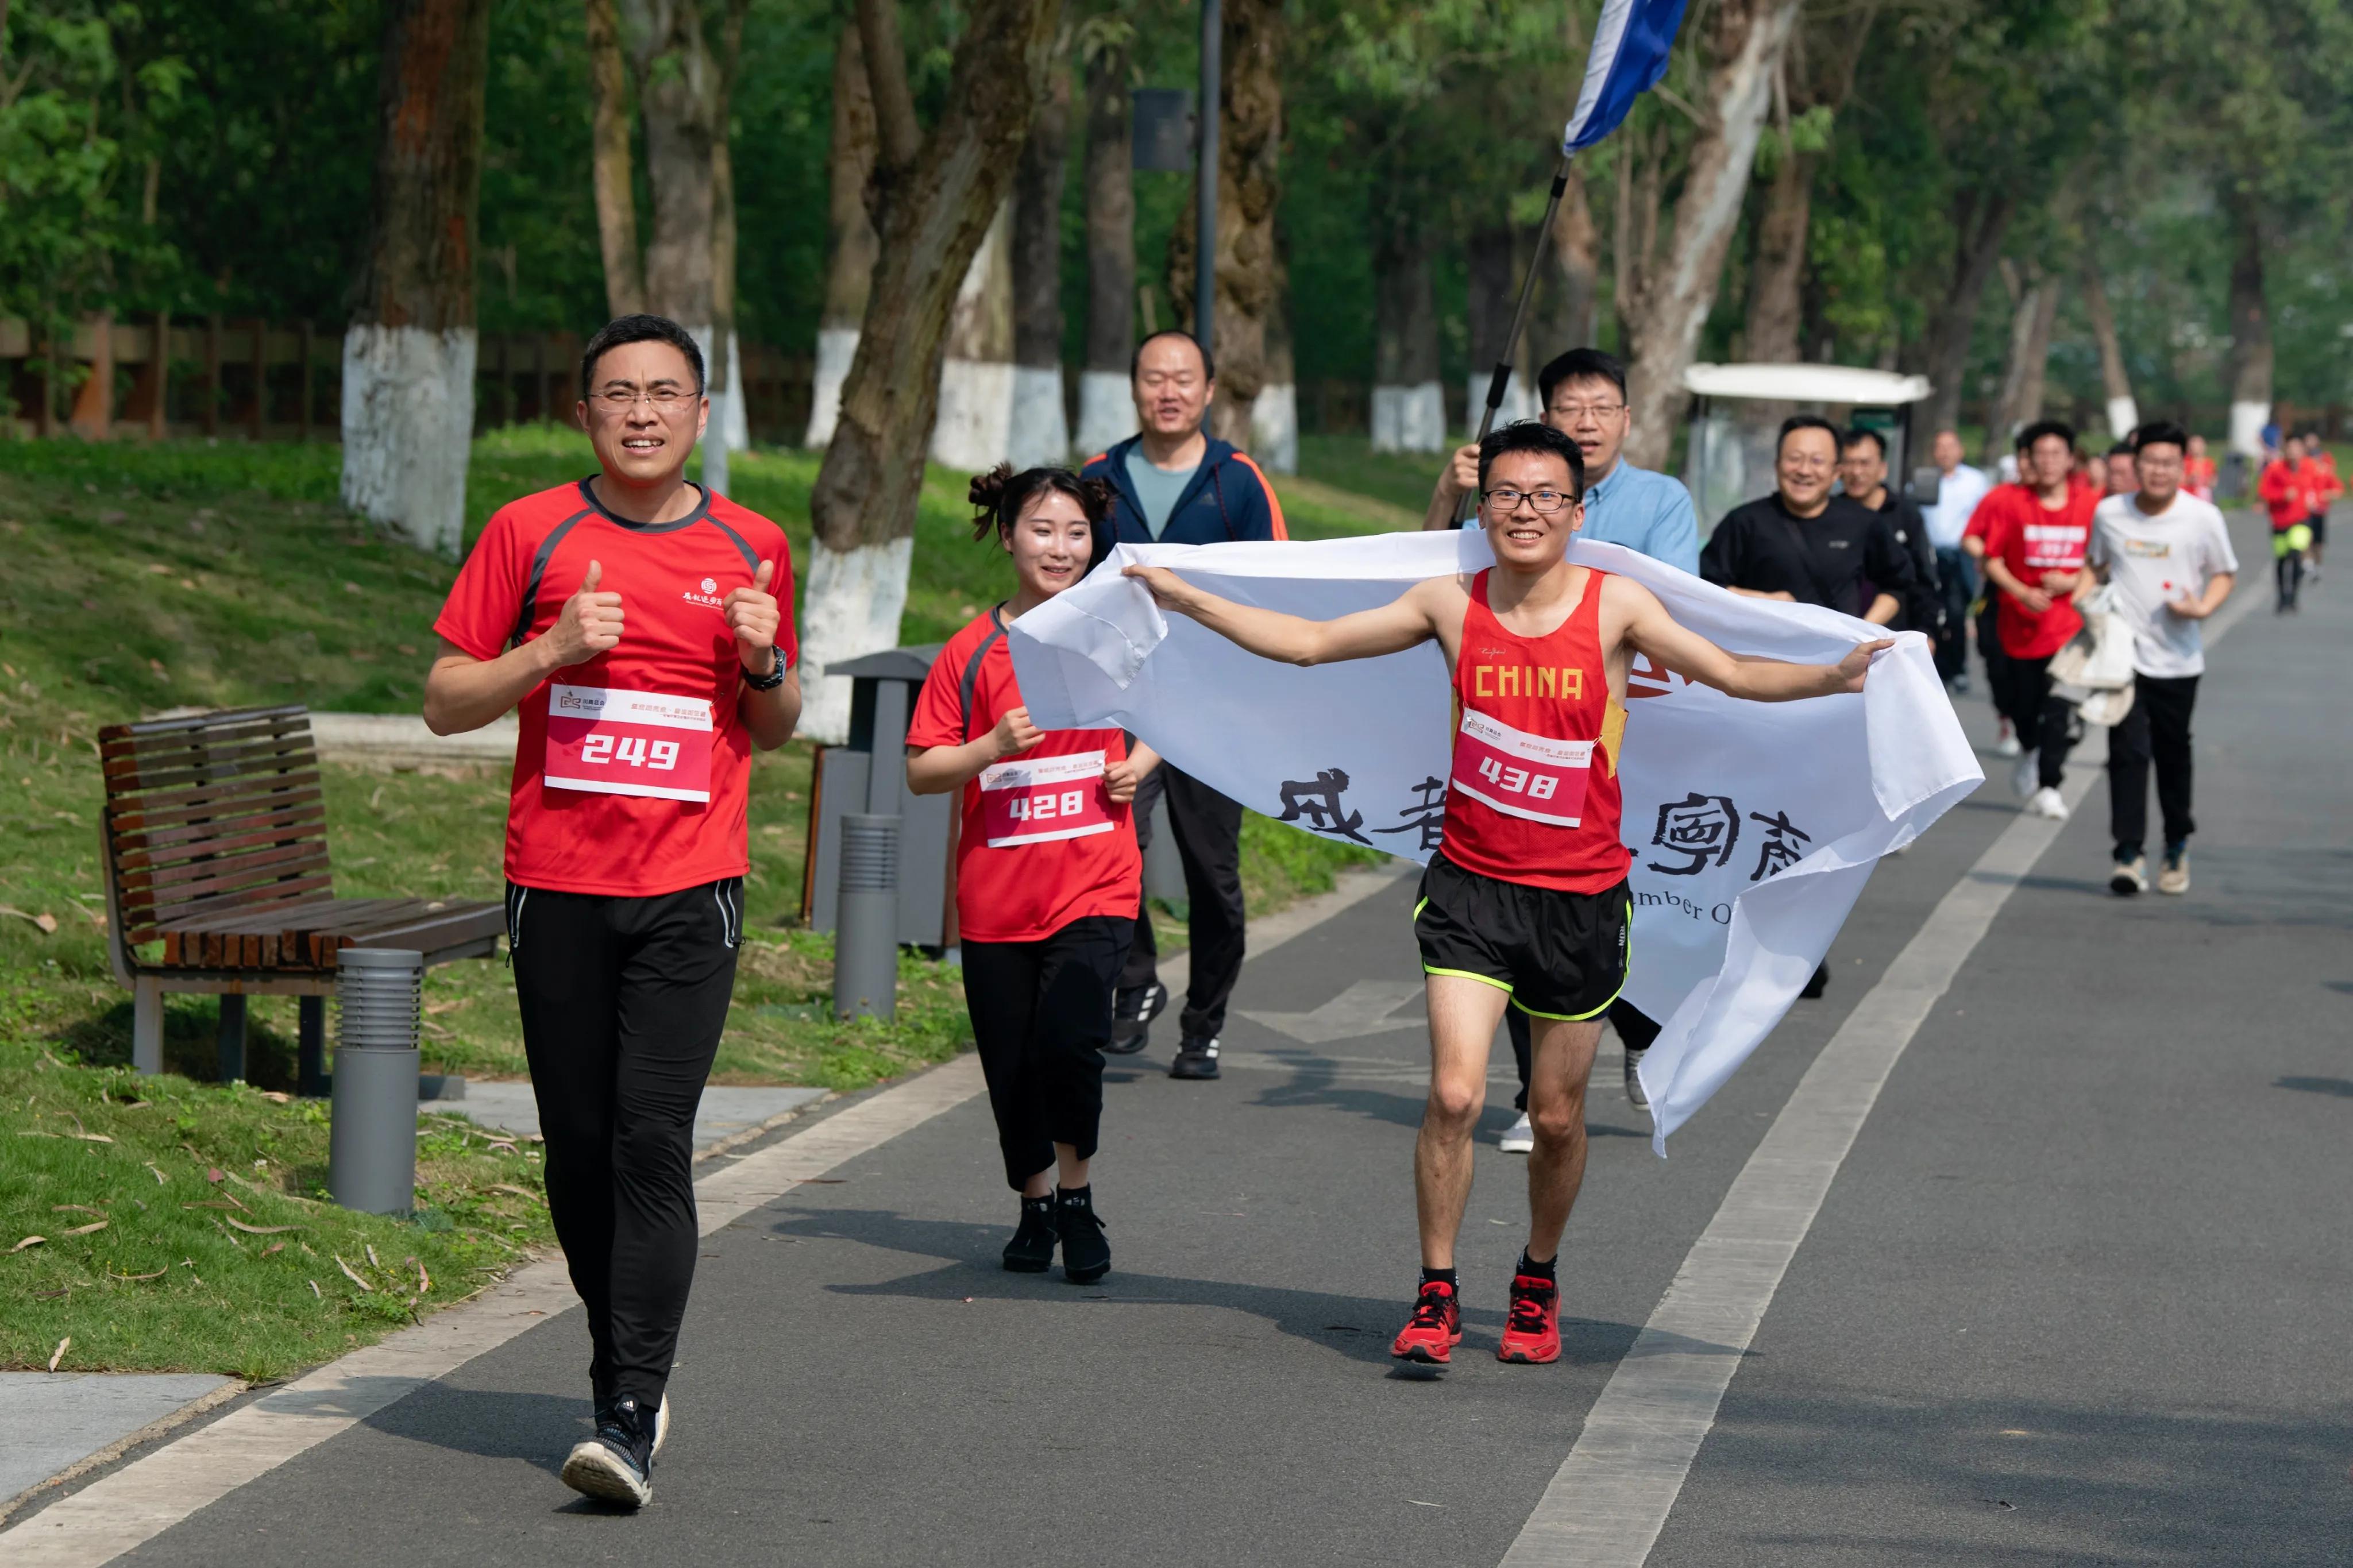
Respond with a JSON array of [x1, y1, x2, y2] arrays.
[[544, 685, 715, 803], [1449, 709, 1594, 827], [978, 750, 1114, 848]]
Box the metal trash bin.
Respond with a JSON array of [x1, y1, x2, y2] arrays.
[[329, 948, 422, 1215]]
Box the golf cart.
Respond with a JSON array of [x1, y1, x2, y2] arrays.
[[1678, 363, 1934, 538]]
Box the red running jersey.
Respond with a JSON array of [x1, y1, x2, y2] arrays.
[[1438, 569, 1630, 894], [906, 610, 1141, 944], [434, 478, 796, 898]]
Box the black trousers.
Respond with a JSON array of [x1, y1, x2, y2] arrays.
[[507, 878, 740, 1409], [1978, 596, 2015, 723], [1121, 764, 1247, 1039], [2106, 673, 2199, 858], [963, 915, 1133, 1189], [1510, 998, 1661, 1112], [1934, 548, 1974, 682], [1996, 652, 2076, 789]]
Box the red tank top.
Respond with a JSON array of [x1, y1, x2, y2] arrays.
[[1439, 568, 1630, 893]]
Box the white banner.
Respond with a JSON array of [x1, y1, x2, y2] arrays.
[[1008, 531, 1982, 1150]]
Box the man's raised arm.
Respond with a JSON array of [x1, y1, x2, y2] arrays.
[[1612, 576, 1888, 704], [1123, 565, 1447, 667]]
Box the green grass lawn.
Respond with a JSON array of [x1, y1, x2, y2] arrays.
[[0, 428, 1389, 1373]]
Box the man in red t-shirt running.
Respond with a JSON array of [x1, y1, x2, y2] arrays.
[[422, 315, 800, 1507], [1126, 423, 1888, 1370], [2259, 437, 2314, 611], [1972, 419, 2100, 821]]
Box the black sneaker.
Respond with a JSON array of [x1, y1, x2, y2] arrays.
[[589, 1387, 670, 1458], [1168, 1035, 1221, 1079], [562, 1392, 656, 1507], [1055, 1187, 1110, 1284], [1002, 1195, 1057, 1272], [1107, 982, 1166, 1056]]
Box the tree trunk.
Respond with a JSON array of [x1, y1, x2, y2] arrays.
[[804, 0, 1065, 742], [1536, 162, 1601, 353], [1742, 146, 1815, 364], [1077, 25, 1134, 455], [1922, 188, 2015, 437], [2079, 263, 2135, 440], [586, 0, 645, 318], [1010, 60, 1072, 469], [807, 16, 880, 449], [2223, 196, 2271, 458], [625, 0, 718, 331], [341, 0, 492, 557], [1463, 222, 1533, 433], [932, 199, 1016, 469], [1372, 222, 1442, 453], [1983, 264, 2061, 464], [1251, 240, 1296, 471], [1619, 0, 1805, 471], [1166, 0, 1282, 448]]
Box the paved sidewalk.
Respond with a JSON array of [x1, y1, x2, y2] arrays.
[[0, 1376, 233, 1512], [445, 1083, 829, 1152]]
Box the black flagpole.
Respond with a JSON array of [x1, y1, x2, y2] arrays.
[[1455, 152, 1575, 524]]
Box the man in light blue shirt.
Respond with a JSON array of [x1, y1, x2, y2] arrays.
[[1420, 345, 1695, 1146], [1422, 346, 1699, 575], [1920, 427, 1992, 689]]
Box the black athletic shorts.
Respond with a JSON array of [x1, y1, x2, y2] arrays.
[[1413, 852, 1630, 1021], [2309, 509, 2328, 546]]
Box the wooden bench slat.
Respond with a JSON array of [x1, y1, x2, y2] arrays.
[[119, 806, 327, 866], [154, 878, 336, 955], [311, 906, 506, 964], [107, 751, 319, 795], [131, 855, 334, 912], [126, 839, 333, 894], [118, 817, 329, 872], [99, 704, 310, 745], [110, 784, 325, 836], [102, 719, 316, 768]]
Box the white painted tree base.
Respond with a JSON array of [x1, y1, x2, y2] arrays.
[[1251, 383, 1298, 473], [684, 326, 749, 451], [2104, 396, 2140, 442], [1372, 381, 1446, 454], [804, 327, 859, 449], [797, 536, 915, 744], [1464, 368, 1536, 436], [2229, 399, 2271, 458], [931, 358, 1016, 471], [1075, 370, 1135, 458], [1008, 364, 1071, 469], [340, 324, 478, 557]]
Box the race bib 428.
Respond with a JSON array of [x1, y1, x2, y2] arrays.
[[544, 685, 715, 804], [978, 750, 1114, 848]]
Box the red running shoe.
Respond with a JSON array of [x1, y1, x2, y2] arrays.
[[1390, 1280, 1463, 1365], [1497, 1272, 1560, 1364]]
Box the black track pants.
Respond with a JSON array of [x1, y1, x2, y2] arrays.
[[1511, 997, 1661, 1112], [963, 915, 1133, 1189], [2106, 672, 2199, 858], [1120, 764, 1247, 1038], [507, 878, 740, 1408], [1997, 653, 2077, 789]]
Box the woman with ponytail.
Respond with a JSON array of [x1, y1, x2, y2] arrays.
[[904, 465, 1157, 1282]]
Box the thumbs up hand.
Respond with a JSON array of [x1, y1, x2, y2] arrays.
[[546, 559, 624, 667], [723, 558, 783, 671]]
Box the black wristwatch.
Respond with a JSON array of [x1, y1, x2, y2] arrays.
[[742, 645, 788, 691]]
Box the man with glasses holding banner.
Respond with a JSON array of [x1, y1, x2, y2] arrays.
[[423, 314, 799, 1508], [1423, 347, 1696, 1144]]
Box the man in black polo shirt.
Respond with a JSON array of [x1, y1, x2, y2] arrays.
[[1837, 426, 1943, 640], [1702, 415, 1916, 624], [1701, 415, 1915, 999]]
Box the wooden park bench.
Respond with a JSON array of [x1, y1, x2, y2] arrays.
[[97, 704, 503, 1091]]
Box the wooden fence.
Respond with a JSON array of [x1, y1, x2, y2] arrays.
[[0, 315, 815, 444]]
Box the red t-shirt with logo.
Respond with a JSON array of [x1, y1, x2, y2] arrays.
[[905, 609, 1140, 944], [433, 478, 796, 897], [1972, 479, 2098, 659]]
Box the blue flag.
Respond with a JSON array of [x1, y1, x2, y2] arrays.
[[1562, 0, 1689, 152]]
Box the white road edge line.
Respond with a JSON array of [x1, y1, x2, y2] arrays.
[[1498, 577, 2267, 1567], [2, 860, 1412, 1567]]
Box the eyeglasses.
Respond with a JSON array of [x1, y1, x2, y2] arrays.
[[590, 387, 697, 412], [1483, 488, 1575, 514], [1546, 402, 1625, 422]]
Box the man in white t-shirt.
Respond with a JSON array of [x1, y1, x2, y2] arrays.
[[2082, 420, 2237, 897], [1922, 428, 1993, 690]]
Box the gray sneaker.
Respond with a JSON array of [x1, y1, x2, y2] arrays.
[[2109, 856, 2147, 896], [2157, 848, 2190, 895], [1624, 1046, 1650, 1111]]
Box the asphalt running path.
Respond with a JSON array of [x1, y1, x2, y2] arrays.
[[22, 515, 2350, 1565]]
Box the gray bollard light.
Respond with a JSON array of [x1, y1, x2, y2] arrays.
[[832, 813, 901, 1021], [329, 947, 423, 1214]]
